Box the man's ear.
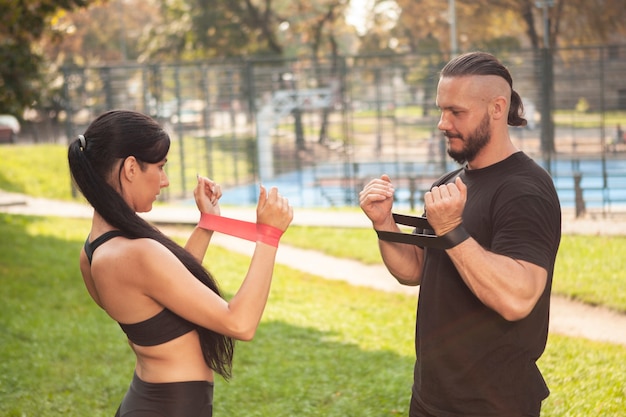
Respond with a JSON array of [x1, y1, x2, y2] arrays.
[[121, 156, 138, 182], [490, 95, 508, 121]]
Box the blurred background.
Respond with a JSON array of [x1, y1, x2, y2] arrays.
[[2, 0, 625, 214]]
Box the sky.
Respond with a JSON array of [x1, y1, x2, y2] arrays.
[[346, 0, 374, 35]]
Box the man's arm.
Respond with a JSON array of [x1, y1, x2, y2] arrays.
[[378, 238, 425, 286], [360, 175, 425, 286], [425, 176, 547, 321], [446, 239, 547, 321]]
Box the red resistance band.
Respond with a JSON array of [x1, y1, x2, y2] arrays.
[[198, 213, 283, 248]]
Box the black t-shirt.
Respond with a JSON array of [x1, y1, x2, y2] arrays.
[[413, 152, 562, 417]]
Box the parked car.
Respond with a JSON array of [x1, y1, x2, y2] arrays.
[[0, 115, 20, 143]]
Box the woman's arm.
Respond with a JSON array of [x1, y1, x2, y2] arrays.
[[184, 176, 221, 263], [142, 185, 293, 341]]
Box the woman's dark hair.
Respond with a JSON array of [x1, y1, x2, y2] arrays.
[[441, 51, 527, 127], [68, 109, 234, 379]]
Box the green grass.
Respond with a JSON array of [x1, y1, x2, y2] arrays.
[[0, 214, 625, 416], [554, 235, 626, 312], [554, 109, 626, 129], [0, 141, 253, 202], [282, 225, 382, 264], [0, 145, 74, 199]]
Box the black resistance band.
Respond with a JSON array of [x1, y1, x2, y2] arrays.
[[375, 213, 470, 250]]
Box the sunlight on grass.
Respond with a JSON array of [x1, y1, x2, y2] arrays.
[[553, 235, 626, 312], [282, 225, 382, 264], [0, 145, 74, 199]]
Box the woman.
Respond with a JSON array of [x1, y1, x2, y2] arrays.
[[68, 109, 293, 417]]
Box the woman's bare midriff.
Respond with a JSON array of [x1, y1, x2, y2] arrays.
[[130, 330, 214, 383]]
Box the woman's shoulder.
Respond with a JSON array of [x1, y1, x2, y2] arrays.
[[91, 236, 177, 279]]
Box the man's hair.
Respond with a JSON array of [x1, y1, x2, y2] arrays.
[[441, 52, 527, 127]]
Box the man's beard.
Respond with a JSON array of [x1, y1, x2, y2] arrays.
[[446, 113, 491, 164]]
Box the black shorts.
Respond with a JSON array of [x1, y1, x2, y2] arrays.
[[115, 373, 214, 417]]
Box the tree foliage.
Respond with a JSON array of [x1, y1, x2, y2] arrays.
[[3, 0, 625, 119], [138, 0, 353, 60], [0, 0, 92, 115], [138, 0, 287, 60], [358, 0, 626, 55], [43, 0, 162, 65]]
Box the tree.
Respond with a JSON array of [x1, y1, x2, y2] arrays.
[[360, 0, 626, 56], [453, 0, 626, 51], [0, 0, 91, 116], [42, 0, 162, 66], [140, 0, 285, 60]]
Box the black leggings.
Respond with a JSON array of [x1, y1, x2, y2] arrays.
[[115, 373, 214, 417]]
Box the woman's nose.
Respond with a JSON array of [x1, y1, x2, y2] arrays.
[[161, 172, 170, 188]]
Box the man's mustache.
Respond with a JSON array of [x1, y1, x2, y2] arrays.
[[444, 131, 462, 139]]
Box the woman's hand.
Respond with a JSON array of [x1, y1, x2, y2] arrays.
[[256, 185, 293, 232], [194, 175, 222, 216]]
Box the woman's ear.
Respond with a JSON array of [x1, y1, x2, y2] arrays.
[[121, 156, 138, 182]]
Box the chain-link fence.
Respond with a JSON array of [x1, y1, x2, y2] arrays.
[[48, 45, 626, 214]]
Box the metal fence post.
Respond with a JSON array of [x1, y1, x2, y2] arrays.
[[173, 66, 186, 197], [573, 171, 586, 218], [540, 47, 555, 174], [63, 66, 78, 198]]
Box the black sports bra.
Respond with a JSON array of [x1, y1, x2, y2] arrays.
[[84, 231, 196, 346]]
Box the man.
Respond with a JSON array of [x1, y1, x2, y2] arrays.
[[359, 52, 561, 417]]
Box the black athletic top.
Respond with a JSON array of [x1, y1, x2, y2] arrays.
[[84, 231, 196, 346]]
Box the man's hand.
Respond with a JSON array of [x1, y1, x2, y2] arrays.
[[424, 176, 467, 236], [359, 174, 396, 229]]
